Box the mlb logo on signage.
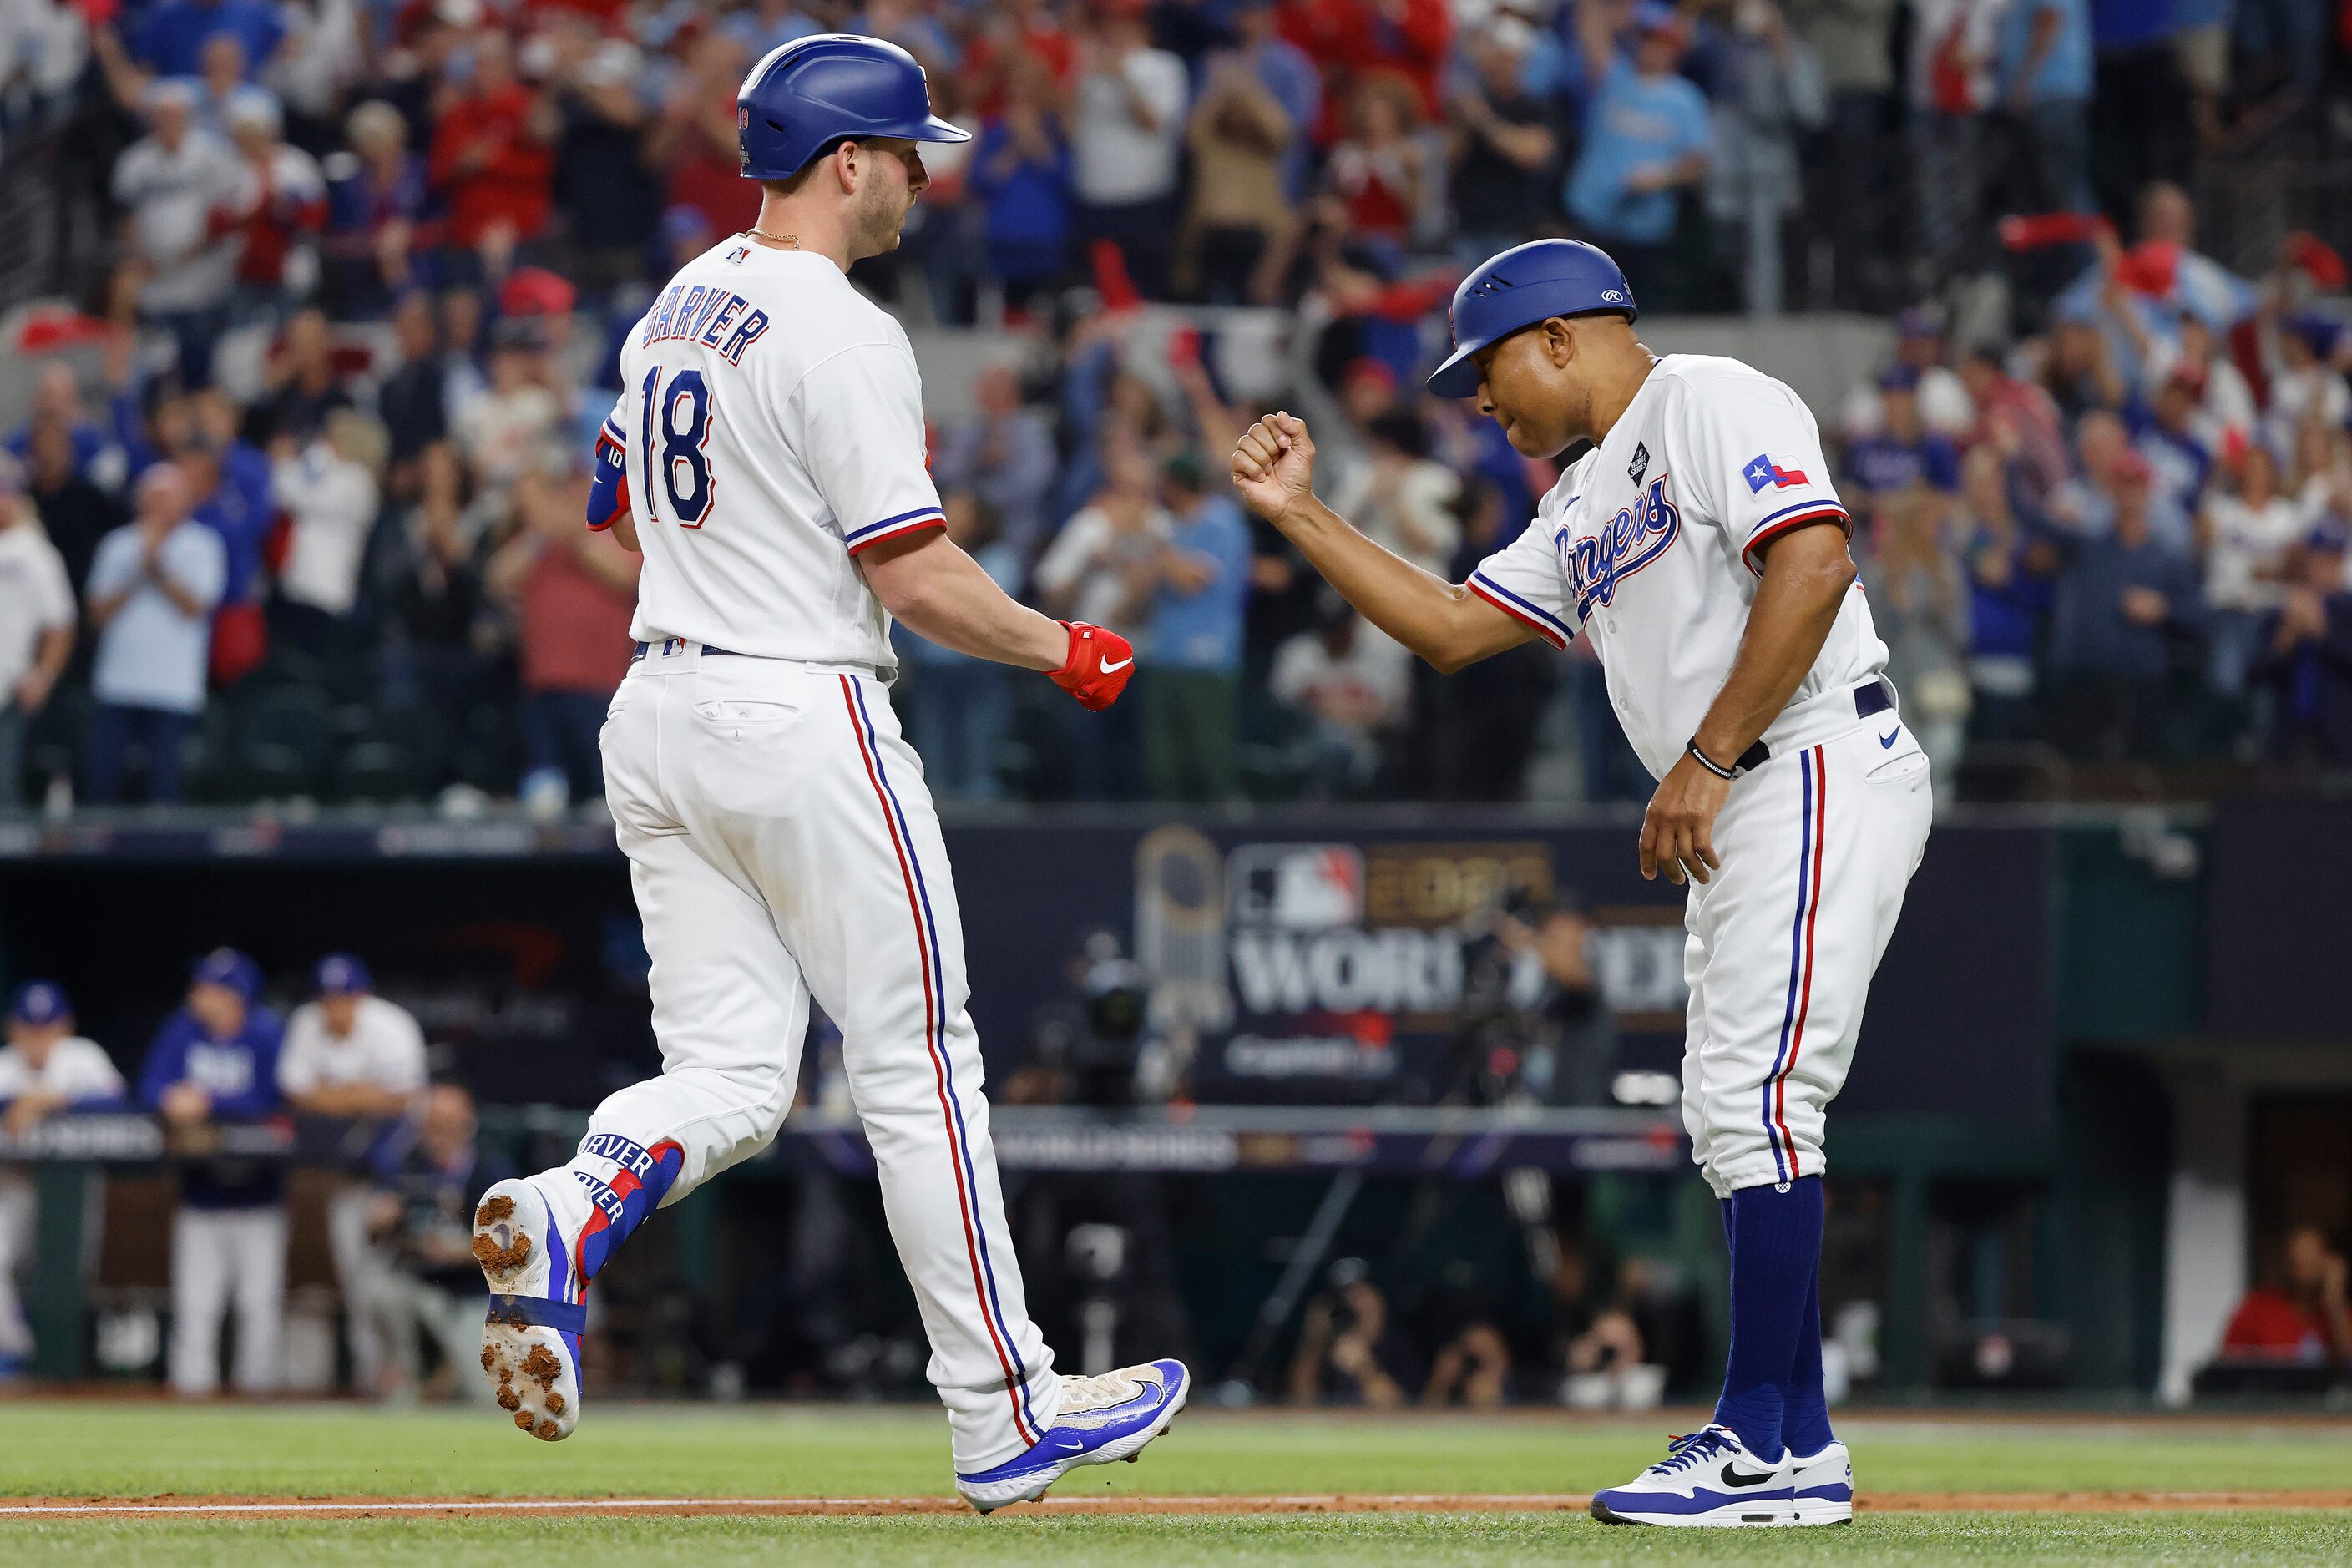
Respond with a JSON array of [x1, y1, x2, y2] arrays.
[[1229, 846, 1364, 929]]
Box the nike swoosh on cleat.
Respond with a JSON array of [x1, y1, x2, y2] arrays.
[[1879, 726, 1900, 747], [1720, 1463, 1783, 1488], [1100, 656, 1133, 673]]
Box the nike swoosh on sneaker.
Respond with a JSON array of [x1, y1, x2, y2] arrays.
[[1879, 726, 1900, 747], [1720, 1462, 1783, 1488], [1100, 656, 1133, 674]]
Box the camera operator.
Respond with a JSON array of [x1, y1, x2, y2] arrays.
[[1002, 934, 1192, 1373], [1445, 891, 1614, 1107], [365, 1083, 513, 1401]]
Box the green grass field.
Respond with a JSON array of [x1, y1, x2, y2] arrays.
[[0, 1402, 2345, 1565]]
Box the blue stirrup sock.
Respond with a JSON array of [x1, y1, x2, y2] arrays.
[[564, 1132, 685, 1287], [1712, 1175, 1825, 1464]]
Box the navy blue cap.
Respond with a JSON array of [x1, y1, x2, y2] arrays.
[[2307, 520, 2350, 554], [1878, 364, 1923, 393], [315, 953, 372, 995], [1428, 239, 1637, 398], [8, 981, 69, 1026], [190, 948, 262, 1004]]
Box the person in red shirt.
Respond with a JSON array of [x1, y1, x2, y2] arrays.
[[2220, 1225, 2352, 1367], [642, 28, 761, 240], [220, 89, 326, 310], [1277, 0, 1451, 141], [487, 462, 640, 807], [427, 30, 557, 272]]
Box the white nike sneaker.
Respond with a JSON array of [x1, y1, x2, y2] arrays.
[[473, 1176, 588, 1442], [954, 1359, 1190, 1514], [1788, 1438, 1854, 1525], [1590, 1424, 1796, 1527]]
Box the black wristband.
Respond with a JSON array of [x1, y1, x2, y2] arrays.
[[1686, 737, 1738, 781]]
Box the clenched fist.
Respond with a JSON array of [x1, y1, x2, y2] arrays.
[[1231, 412, 1317, 525]]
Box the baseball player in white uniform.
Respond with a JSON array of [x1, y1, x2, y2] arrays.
[[1232, 240, 1930, 1527], [0, 983, 127, 1373], [278, 953, 427, 1393], [469, 35, 1186, 1513]]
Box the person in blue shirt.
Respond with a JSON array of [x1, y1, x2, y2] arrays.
[[1564, 3, 1712, 301], [1139, 452, 1252, 802], [134, 0, 283, 79], [2126, 369, 2213, 531], [2048, 453, 2203, 761], [967, 63, 1073, 311], [1955, 447, 2060, 746], [139, 948, 289, 1397], [1844, 367, 1961, 524], [1995, 0, 2094, 213]]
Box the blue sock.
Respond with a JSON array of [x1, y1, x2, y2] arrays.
[[1712, 1176, 1823, 1464], [1783, 1272, 1834, 1457], [565, 1132, 684, 1287]]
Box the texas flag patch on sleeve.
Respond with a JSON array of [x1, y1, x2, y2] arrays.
[[1743, 454, 1810, 493]]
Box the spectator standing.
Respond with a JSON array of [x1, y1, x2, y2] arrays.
[[83, 465, 227, 805], [548, 36, 662, 299], [278, 953, 427, 1396], [249, 308, 354, 448], [0, 470, 75, 807], [1703, 1, 1825, 317], [935, 366, 1057, 562], [1844, 367, 1960, 529], [373, 292, 449, 481], [1328, 409, 1459, 579], [0, 984, 127, 1378], [1137, 453, 1251, 802], [2203, 443, 2304, 709], [426, 30, 556, 279], [271, 408, 382, 656], [1178, 50, 1296, 303], [1269, 594, 1410, 797], [1325, 73, 1427, 249], [1788, 0, 1900, 301], [1447, 16, 1561, 265], [1034, 443, 1166, 797], [1565, 3, 1712, 306], [2258, 527, 2352, 769], [487, 463, 639, 808], [1955, 444, 2056, 744], [645, 32, 760, 242], [6, 365, 119, 487], [138, 948, 287, 1397], [1905, 0, 2000, 276], [111, 80, 245, 384], [1231, 0, 1319, 203], [2049, 453, 2202, 760], [367, 1083, 512, 1400], [24, 421, 123, 599], [221, 88, 326, 321], [967, 54, 1073, 311], [1067, 3, 1188, 298], [1993, 0, 2094, 214], [2087, 0, 2190, 220], [321, 99, 430, 317], [902, 493, 1022, 802]]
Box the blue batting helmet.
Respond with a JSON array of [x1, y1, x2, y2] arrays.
[[1426, 240, 1637, 398], [736, 33, 969, 183]]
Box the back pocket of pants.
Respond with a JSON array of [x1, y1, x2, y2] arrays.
[[694, 700, 802, 728]]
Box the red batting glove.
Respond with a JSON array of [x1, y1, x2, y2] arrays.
[[1050, 621, 1135, 711]]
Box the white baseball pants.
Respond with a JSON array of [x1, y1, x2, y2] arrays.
[[594, 643, 1060, 1470], [169, 1205, 286, 1394], [0, 1172, 35, 1361], [1681, 719, 1933, 1197]]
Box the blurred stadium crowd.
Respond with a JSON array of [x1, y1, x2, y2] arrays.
[[0, 0, 2349, 810]]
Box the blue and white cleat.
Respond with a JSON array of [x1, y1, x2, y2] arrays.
[[1590, 1424, 1796, 1527], [473, 1176, 584, 1442], [1788, 1438, 1854, 1525], [954, 1359, 1190, 1513]]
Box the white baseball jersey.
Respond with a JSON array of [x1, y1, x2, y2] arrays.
[[1464, 354, 1930, 1198], [1466, 354, 1889, 781], [564, 239, 1065, 1469], [0, 1037, 125, 1103], [594, 238, 947, 670], [277, 996, 428, 1098]]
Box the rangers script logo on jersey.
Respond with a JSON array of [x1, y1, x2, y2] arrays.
[[1567, 473, 1680, 618]]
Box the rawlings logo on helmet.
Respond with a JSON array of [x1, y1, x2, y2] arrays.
[[1602, 289, 1626, 304]]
